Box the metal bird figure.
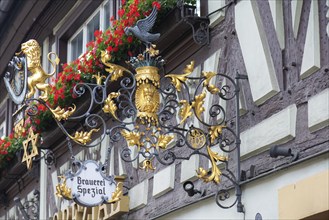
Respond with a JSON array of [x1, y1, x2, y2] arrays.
[[124, 7, 160, 46]]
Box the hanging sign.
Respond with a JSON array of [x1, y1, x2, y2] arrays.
[[56, 160, 118, 207]]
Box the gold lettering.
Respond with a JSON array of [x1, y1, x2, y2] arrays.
[[53, 211, 62, 220], [82, 207, 92, 220], [63, 206, 72, 220], [72, 203, 84, 220]]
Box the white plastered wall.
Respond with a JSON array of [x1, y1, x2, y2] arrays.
[[159, 155, 329, 220]]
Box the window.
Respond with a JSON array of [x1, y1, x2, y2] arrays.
[[0, 121, 5, 138], [68, 0, 116, 62]]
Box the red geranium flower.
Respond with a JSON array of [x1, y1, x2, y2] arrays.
[[152, 1, 161, 10]]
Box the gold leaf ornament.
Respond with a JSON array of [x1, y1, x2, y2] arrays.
[[196, 146, 227, 184], [55, 176, 72, 199], [179, 100, 193, 124], [202, 71, 220, 94], [165, 61, 195, 92], [157, 134, 174, 149], [209, 125, 226, 144], [103, 92, 120, 120], [192, 91, 206, 119], [50, 105, 76, 121], [101, 51, 130, 81], [71, 128, 100, 145], [121, 129, 142, 149]]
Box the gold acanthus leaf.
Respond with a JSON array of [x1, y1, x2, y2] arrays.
[[192, 91, 206, 119], [179, 100, 193, 125], [202, 71, 220, 94], [55, 176, 72, 199], [209, 125, 226, 144], [121, 129, 142, 148], [101, 51, 130, 81], [165, 61, 195, 92], [196, 146, 228, 184], [50, 105, 76, 121], [157, 134, 174, 149], [108, 182, 123, 203], [71, 128, 100, 145], [103, 92, 119, 120]]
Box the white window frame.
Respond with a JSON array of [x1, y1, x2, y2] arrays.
[[0, 121, 5, 139], [67, 0, 115, 62]]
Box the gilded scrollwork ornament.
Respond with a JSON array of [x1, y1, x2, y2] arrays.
[[209, 125, 226, 144], [192, 90, 206, 119], [179, 100, 193, 124], [165, 61, 195, 92], [101, 51, 130, 81], [103, 92, 120, 120], [197, 146, 228, 184], [202, 71, 220, 94], [121, 129, 142, 149], [49, 105, 76, 121], [156, 134, 174, 149], [69, 128, 100, 145], [55, 176, 73, 199]]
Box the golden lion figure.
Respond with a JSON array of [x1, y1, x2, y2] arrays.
[[18, 39, 59, 101]]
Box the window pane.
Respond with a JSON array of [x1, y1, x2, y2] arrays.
[[87, 12, 100, 43], [71, 30, 83, 61], [0, 122, 5, 138], [104, 0, 113, 30]]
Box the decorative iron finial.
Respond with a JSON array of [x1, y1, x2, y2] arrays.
[[124, 7, 160, 46]]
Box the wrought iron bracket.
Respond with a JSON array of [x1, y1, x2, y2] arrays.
[[183, 16, 210, 45], [14, 189, 40, 220]]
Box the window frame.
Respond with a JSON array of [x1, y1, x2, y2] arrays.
[[67, 0, 114, 62]]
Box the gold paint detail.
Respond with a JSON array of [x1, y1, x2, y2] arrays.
[[209, 125, 226, 144], [192, 91, 206, 119], [70, 128, 100, 145], [14, 119, 25, 138], [21, 127, 39, 170], [196, 146, 227, 184], [50, 105, 76, 121], [108, 182, 123, 203], [121, 129, 142, 149], [55, 176, 73, 199], [20, 39, 59, 101], [135, 83, 160, 125], [135, 66, 160, 125], [135, 66, 160, 88], [101, 51, 130, 81], [140, 159, 156, 172], [179, 100, 193, 124], [202, 71, 220, 94], [165, 61, 195, 92], [103, 92, 120, 120], [146, 44, 159, 57], [92, 72, 106, 85], [157, 134, 174, 149], [186, 128, 206, 149]]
